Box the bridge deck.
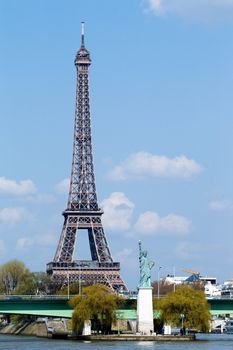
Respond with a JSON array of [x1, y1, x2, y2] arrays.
[[0, 296, 232, 319], [0, 296, 73, 318]]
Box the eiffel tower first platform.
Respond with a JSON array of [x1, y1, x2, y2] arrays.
[[47, 23, 127, 292]]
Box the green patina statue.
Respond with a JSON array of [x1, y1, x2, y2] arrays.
[[138, 240, 155, 288]]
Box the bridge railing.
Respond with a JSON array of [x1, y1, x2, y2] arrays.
[[0, 295, 70, 300]]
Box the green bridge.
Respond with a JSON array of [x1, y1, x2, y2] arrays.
[[0, 297, 73, 318], [0, 297, 232, 319]]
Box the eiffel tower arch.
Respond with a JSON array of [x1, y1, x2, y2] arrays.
[[47, 23, 127, 292]]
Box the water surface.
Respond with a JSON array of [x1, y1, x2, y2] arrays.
[[1, 334, 233, 350]]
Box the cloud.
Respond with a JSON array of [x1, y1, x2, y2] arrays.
[[16, 237, 33, 249], [16, 232, 57, 250], [0, 207, 30, 224], [115, 248, 133, 262], [101, 192, 190, 236], [56, 178, 70, 194], [147, 0, 233, 22], [175, 241, 192, 260], [36, 233, 57, 246], [175, 241, 199, 260], [209, 199, 233, 213], [24, 194, 56, 204], [101, 192, 134, 231], [108, 152, 202, 181], [0, 177, 37, 195], [134, 211, 191, 235], [114, 248, 138, 272]]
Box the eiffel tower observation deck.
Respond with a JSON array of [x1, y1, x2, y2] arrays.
[[47, 23, 127, 292]]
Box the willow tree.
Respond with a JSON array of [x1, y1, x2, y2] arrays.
[[155, 285, 211, 332], [69, 284, 123, 334]]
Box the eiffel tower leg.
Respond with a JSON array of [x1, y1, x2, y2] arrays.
[[87, 221, 112, 263], [88, 228, 98, 261], [54, 216, 77, 262]]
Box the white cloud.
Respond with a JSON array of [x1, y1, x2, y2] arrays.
[[0, 177, 37, 195], [36, 233, 57, 246], [134, 211, 191, 235], [175, 241, 191, 260], [16, 237, 33, 249], [108, 152, 202, 181], [0, 207, 30, 223], [115, 248, 133, 262], [114, 248, 138, 272], [101, 192, 190, 236], [56, 178, 70, 194], [175, 241, 199, 260], [209, 199, 233, 213], [16, 232, 57, 250], [24, 194, 56, 204], [101, 192, 134, 231], [147, 0, 233, 22]]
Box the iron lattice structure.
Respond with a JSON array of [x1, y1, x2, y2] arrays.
[[47, 24, 127, 292]]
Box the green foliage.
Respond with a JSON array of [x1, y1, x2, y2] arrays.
[[33, 272, 55, 295], [58, 282, 80, 296], [13, 271, 36, 295], [0, 261, 57, 296], [11, 314, 36, 324], [0, 260, 36, 295], [155, 285, 211, 332], [69, 284, 124, 334]]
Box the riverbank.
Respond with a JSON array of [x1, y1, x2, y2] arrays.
[[0, 319, 68, 338], [73, 334, 196, 341], [0, 321, 195, 341], [0, 320, 38, 336]]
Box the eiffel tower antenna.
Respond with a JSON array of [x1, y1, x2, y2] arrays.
[[47, 23, 127, 292], [81, 21, 85, 45]]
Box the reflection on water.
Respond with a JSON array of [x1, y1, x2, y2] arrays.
[[1, 334, 233, 350]]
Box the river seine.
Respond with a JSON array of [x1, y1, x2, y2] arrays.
[[0, 334, 233, 350], [1, 334, 233, 350]]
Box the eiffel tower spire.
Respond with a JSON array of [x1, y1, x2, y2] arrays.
[[68, 22, 97, 212], [47, 23, 127, 292]]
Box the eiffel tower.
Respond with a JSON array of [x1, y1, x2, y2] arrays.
[[47, 23, 127, 292]]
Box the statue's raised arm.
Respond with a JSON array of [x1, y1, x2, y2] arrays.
[[138, 241, 155, 288]]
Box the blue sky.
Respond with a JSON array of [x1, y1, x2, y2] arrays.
[[1, 0, 233, 289]]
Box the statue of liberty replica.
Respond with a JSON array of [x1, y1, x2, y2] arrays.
[[137, 240, 155, 335]]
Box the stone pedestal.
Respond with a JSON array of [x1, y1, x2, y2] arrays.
[[82, 320, 91, 335], [137, 287, 154, 335]]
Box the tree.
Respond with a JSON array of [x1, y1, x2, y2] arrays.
[[152, 280, 174, 296], [0, 260, 35, 295], [33, 272, 55, 295], [58, 282, 80, 296], [155, 285, 211, 332], [13, 271, 36, 295], [152, 279, 205, 297], [69, 284, 123, 334]]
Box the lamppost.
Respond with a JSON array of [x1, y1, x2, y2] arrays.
[[173, 266, 176, 292], [67, 272, 70, 300], [79, 265, 81, 296], [116, 311, 123, 336], [157, 266, 162, 299]]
